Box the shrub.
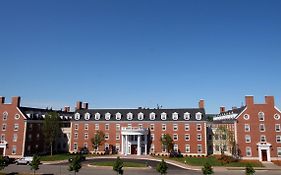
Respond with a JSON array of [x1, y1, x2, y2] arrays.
[[202, 162, 214, 175], [245, 163, 255, 175]]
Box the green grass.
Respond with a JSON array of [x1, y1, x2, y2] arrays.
[[40, 153, 71, 161], [91, 161, 147, 167]]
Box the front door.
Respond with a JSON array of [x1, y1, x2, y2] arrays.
[[131, 145, 137, 154], [262, 150, 267, 161], [0, 148, 3, 155]]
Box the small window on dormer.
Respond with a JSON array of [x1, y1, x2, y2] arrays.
[[116, 112, 121, 120], [258, 112, 265, 121], [105, 112, 111, 120], [3, 112, 8, 121], [184, 112, 190, 120], [138, 112, 144, 120], [127, 112, 133, 120], [150, 112, 155, 120], [172, 112, 178, 120], [84, 113, 91, 120], [196, 112, 202, 120], [161, 112, 167, 120], [74, 113, 80, 120], [95, 113, 100, 120]]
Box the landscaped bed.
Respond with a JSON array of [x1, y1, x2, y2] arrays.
[[91, 161, 147, 167]]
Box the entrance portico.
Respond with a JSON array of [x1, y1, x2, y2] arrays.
[[257, 142, 271, 162], [0, 140, 7, 156], [121, 127, 148, 156]]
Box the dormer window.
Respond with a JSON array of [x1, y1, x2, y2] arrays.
[[116, 112, 121, 120], [94, 113, 100, 120], [105, 113, 111, 120], [196, 112, 202, 120], [3, 112, 8, 121], [150, 112, 156, 120], [84, 113, 91, 120], [184, 112, 190, 120], [161, 112, 167, 120], [172, 112, 178, 120], [258, 112, 265, 121], [74, 113, 80, 120], [127, 112, 133, 120], [138, 112, 144, 120]]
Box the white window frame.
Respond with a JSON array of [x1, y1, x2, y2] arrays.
[[95, 113, 101, 120], [197, 124, 202, 131], [12, 145, 16, 154], [105, 124, 110, 130], [184, 112, 190, 120], [246, 147, 252, 156], [197, 144, 202, 153], [74, 113, 80, 120], [185, 124, 190, 131], [185, 144, 190, 153], [84, 133, 88, 140], [259, 124, 265, 132], [116, 133, 120, 140], [150, 124, 155, 131], [161, 112, 167, 120], [116, 124, 120, 131], [245, 135, 251, 143], [74, 124, 79, 130], [74, 132, 78, 139], [197, 134, 202, 141], [185, 134, 190, 141], [173, 124, 178, 131], [14, 114, 20, 120], [258, 112, 265, 121], [244, 124, 250, 132], [195, 112, 202, 120], [127, 112, 133, 120], [105, 133, 109, 140], [276, 135, 281, 143], [173, 134, 178, 141], [162, 124, 166, 131], [173, 144, 178, 152], [95, 124, 99, 130], [275, 124, 281, 132], [172, 112, 178, 120], [3, 112, 8, 121], [14, 124, 19, 131], [277, 147, 281, 157], [274, 114, 280, 120], [151, 134, 154, 141], [150, 112, 156, 120], [260, 135, 266, 142], [244, 114, 250, 120], [84, 124, 89, 130], [116, 112, 121, 120], [13, 134, 17, 142], [2, 124, 6, 131], [84, 112, 91, 120], [138, 112, 144, 120], [105, 112, 111, 120]]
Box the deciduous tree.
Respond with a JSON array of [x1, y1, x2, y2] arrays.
[[156, 159, 168, 175], [30, 154, 40, 175], [91, 130, 105, 153], [113, 156, 123, 175], [160, 134, 174, 153]]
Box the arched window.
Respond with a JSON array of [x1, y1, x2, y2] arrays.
[[84, 113, 91, 120], [74, 113, 80, 120], [172, 112, 178, 120], [116, 112, 121, 120], [258, 112, 265, 121], [196, 112, 202, 120], [105, 113, 111, 120], [127, 112, 133, 120], [94, 113, 100, 120], [150, 112, 156, 120], [138, 112, 144, 120], [184, 112, 190, 120], [161, 112, 167, 120], [3, 112, 8, 121]]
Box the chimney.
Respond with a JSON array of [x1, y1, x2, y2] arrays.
[[265, 96, 274, 106], [220, 106, 225, 113], [12, 96, 21, 107], [0, 97, 5, 105], [83, 102, 89, 109], [245, 96, 254, 106], [199, 99, 205, 109], [64, 106, 70, 112], [76, 101, 82, 110]]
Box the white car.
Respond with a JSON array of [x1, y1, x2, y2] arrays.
[[15, 157, 33, 165]]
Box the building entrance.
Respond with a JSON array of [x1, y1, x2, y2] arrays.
[[262, 150, 267, 161], [131, 145, 137, 154]]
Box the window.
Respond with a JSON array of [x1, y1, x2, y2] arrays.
[[161, 112, 167, 120], [185, 144, 190, 153], [13, 134, 17, 142], [138, 112, 144, 120], [151, 134, 154, 141], [150, 112, 156, 120], [245, 135, 251, 143], [173, 144, 178, 152], [116, 144, 120, 152], [150, 144, 155, 153], [215, 145, 220, 151], [28, 134, 32, 140], [1, 134, 5, 141], [116, 124, 120, 131], [105, 124, 109, 130], [246, 147, 251, 156], [3, 112, 8, 121], [105, 113, 111, 120], [95, 124, 99, 130], [259, 124, 265, 132], [274, 114, 280, 120], [73, 143, 78, 151], [172, 112, 178, 120], [127, 124, 132, 129], [83, 142, 88, 148], [138, 124, 143, 128], [95, 113, 100, 120], [74, 133, 78, 139], [244, 124, 250, 132], [74, 113, 80, 120], [105, 133, 109, 140], [197, 144, 202, 153], [184, 112, 190, 120], [258, 112, 265, 121], [185, 134, 190, 141], [29, 124, 33, 129], [150, 124, 154, 131], [2, 124, 6, 131], [84, 113, 90, 120], [197, 134, 202, 141], [185, 124, 190, 131], [74, 124, 79, 130], [197, 124, 202, 131], [84, 124, 89, 130], [276, 135, 281, 143], [105, 143, 109, 150], [36, 133, 40, 139], [275, 124, 281, 132], [12, 145, 16, 154], [173, 134, 178, 141], [260, 135, 266, 142], [173, 124, 178, 131], [116, 112, 121, 120], [277, 147, 281, 157], [14, 114, 20, 120], [162, 124, 166, 131], [116, 133, 120, 140], [196, 112, 202, 120], [84, 133, 88, 140], [13, 123, 19, 131], [243, 114, 250, 120]]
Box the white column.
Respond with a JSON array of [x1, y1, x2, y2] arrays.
[[121, 135, 124, 155], [125, 135, 128, 156], [144, 134, 147, 155], [137, 135, 141, 155]]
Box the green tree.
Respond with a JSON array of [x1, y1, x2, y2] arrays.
[[69, 155, 82, 175], [202, 162, 214, 175], [160, 134, 174, 153], [214, 125, 235, 157], [245, 164, 255, 175], [113, 156, 123, 175], [43, 111, 60, 156], [30, 154, 40, 175], [91, 130, 105, 153], [156, 159, 168, 175], [0, 156, 6, 170]]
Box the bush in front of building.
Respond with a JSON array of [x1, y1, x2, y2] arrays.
[[156, 159, 168, 175], [202, 162, 214, 175], [245, 163, 255, 175]]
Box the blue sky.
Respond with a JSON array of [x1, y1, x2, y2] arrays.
[[1, 0, 281, 113]]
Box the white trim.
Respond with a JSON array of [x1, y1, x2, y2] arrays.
[[274, 106, 281, 114], [69, 122, 73, 152], [235, 107, 248, 119], [16, 107, 27, 120], [204, 122, 207, 154], [21, 121, 27, 157]]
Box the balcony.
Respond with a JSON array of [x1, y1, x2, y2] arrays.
[[121, 127, 148, 135]]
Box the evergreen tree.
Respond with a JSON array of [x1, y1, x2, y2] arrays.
[[69, 155, 82, 175], [202, 162, 214, 175], [30, 154, 40, 175], [0, 156, 6, 170], [245, 164, 255, 175], [113, 156, 123, 175], [156, 159, 168, 175]]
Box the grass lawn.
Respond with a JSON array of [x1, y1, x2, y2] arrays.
[[91, 161, 147, 167], [39, 153, 71, 161]]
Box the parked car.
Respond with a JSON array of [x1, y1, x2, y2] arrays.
[[15, 157, 33, 165]]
